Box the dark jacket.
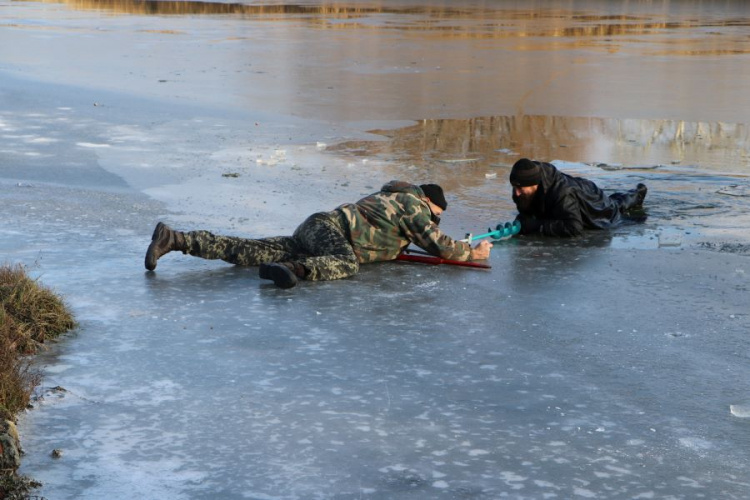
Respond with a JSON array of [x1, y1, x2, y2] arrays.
[[514, 162, 621, 237]]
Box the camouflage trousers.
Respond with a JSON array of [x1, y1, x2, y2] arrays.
[[183, 211, 360, 281]]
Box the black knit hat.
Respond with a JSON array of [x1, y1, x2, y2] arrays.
[[509, 158, 542, 187], [419, 184, 447, 210]]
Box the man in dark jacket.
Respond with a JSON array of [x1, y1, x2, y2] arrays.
[[145, 181, 492, 288], [510, 158, 647, 237]]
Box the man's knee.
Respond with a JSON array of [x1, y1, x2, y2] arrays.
[[303, 256, 359, 281]]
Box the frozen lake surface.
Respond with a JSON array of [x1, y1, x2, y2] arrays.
[[2, 0, 750, 498], [8, 178, 750, 499]]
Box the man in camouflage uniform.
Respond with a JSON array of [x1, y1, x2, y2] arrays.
[[145, 181, 492, 288]]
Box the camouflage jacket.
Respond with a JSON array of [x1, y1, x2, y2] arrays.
[[335, 181, 471, 264]]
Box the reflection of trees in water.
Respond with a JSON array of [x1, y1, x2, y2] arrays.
[[25, 0, 750, 51], [333, 115, 750, 173]]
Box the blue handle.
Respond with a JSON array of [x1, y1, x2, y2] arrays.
[[469, 221, 521, 241]]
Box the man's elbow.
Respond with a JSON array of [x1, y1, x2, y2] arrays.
[[565, 220, 585, 237], [542, 219, 584, 237]]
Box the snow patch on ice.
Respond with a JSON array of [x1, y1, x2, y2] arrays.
[[468, 449, 490, 456], [574, 487, 597, 498], [678, 436, 713, 451], [44, 364, 74, 374], [730, 404, 750, 418], [500, 471, 527, 489], [534, 480, 556, 488], [604, 464, 633, 475]]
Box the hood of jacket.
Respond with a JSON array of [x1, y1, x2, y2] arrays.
[[380, 180, 425, 200]]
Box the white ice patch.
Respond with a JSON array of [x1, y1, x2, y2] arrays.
[[77, 142, 111, 148], [44, 364, 74, 374], [26, 136, 57, 144], [657, 228, 683, 247], [468, 449, 490, 456], [604, 464, 633, 475], [65, 296, 123, 323], [500, 471, 527, 489], [378, 464, 407, 473], [432, 480, 449, 489], [413, 280, 440, 290], [677, 476, 703, 488], [574, 487, 597, 498], [678, 436, 713, 451], [718, 184, 750, 197], [106, 379, 183, 407], [730, 404, 750, 418], [534, 480, 556, 488]]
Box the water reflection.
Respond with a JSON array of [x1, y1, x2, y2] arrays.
[[18, 0, 750, 55], [331, 114, 750, 175], [329, 114, 750, 247]]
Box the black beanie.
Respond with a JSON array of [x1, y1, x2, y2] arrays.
[[419, 184, 447, 210], [509, 158, 542, 187]]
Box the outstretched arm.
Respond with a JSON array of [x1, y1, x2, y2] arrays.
[[516, 192, 584, 237]]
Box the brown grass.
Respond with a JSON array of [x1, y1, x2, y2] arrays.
[[0, 264, 76, 354], [0, 263, 76, 498]]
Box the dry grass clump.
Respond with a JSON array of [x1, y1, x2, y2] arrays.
[[0, 264, 76, 354], [0, 475, 42, 500], [0, 319, 41, 421], [0, 263, 75, 417], [0, 263, 77, 412], [0, 263, 75, 497]]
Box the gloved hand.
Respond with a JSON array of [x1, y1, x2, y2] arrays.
[[515, 213, 542, 235]]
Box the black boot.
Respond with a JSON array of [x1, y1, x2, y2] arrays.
[[145, 222, 187, 271], [259, 262, 305, 289], [615, 183, 648, 211], [634, 183, 648, 207]]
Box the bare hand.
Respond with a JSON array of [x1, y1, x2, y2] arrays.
[[470, 240, 493, 260]]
